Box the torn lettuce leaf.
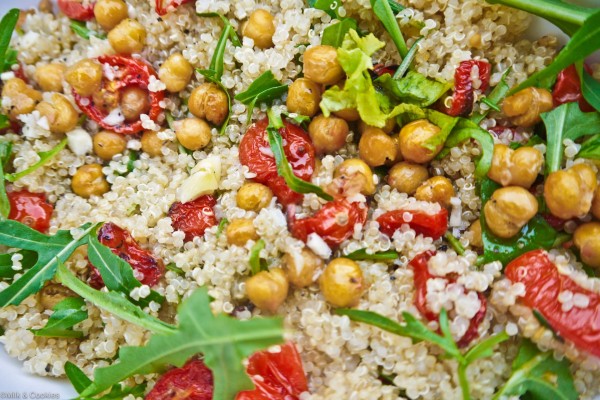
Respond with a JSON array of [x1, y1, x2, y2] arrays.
[[376, 71, 452, 107]]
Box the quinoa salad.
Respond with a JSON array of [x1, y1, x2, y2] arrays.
[[1, 0, 600, 398]]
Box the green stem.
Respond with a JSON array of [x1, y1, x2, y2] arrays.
[[491, 352, 549, 400], [444, 232, 466, 256], [486, 0, 590, 28], [457, 363, 471, 400]]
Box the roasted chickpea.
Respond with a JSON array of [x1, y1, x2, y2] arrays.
[[544, 163, 597, 220], [283, 248, 324, 288], [246, 268, 289, 313], [398, 119, 442, 164], [415, 176, 455, 208], [141, 130, 165, 157], [319, 258, 365, 308], [65, 59, 103, 97], [484, 186, 538, 239], [93, 130, 127, 160], [175, 118, 212, 151], [34, 63, 66, 92], [488, 144, 543, 188], [286, 78, 322, 117], [592, 186, 600, 220], [358, 118, 396, 135], [502, 87, 553, 127], [387, 162, 429, 195], [120, 87, 150, 122], [303, 45, 344, 86], [1, 78, 42, 120], [236, 182, 274, 211], [158, 53, 193, 93], [334, 108, 360, 122], [72, 164, 110, 198], [38, 282, 77, 310], [359, 127, 397, 167], [242, 9, 275, 49], [108, 18, 146, 54], [188, 83, 229, 126], [36, 93, 78, 134], [331, 159, 375, 196], [226, 219, 259, 246], [467, 220, 483, 248], [574, 222, 600, 269], [94, 0, 128, 31], [38, 0, 53, 13], [308, 115, 349, 155]]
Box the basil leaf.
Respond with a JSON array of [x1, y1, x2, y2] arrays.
[[322, 18, 358, 48], [70, 20, 106, 40], [235, 71, 288, 122], [578, 134, 600, 160], [0, 250, 36, 279], [5, 137, 68, 182], [345, 248, 398, 261], [370, 0, 407, 58], [65, 361, 93, 394], [249, 239, 267, 275], [31, 297, 88, 338], [0, 9, 19, 73], [377, 70, 452, 107], [0, 140, 12, 218], [471, 67, 512, 124], [582, 69, 600, 113]]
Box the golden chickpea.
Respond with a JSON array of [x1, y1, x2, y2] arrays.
[[484, 186, 538, 239], [502, 87, 553, 127], [319, 258, 366, 308], [120, 87, 150, 122], [242, 9, 275, 49], [358, 118, 396, 135], [308, 115, 349, 155], [415, 176, 455, 208], [175, 118, 212, 151], [39, 0, 53, 13], [141, 130, 165, 157], [334, 108, 360, 122], [72, 164, 110, 198], [359, 127, 397, 167], [592, 186, 600, 220], [34, 63, 66, 92], [488, 144, 543, 188], [236, 182, 274, 211], [387, 162, 429, 195], [188, 83, 229, 126], [65, 59, 103, 97], [246, 268, 289, 313], [303, 45, 345, 86], [331, 159, 376, 196], [1, 78, 42, 120], [468, 220, 483, 248], [36, 93, 78, 134], [108, 18, 146, 54], [38, 282, 76, 310], [398, 119, 442, 164], [93, 130, 127, 160], [544, 164, 598, 220], [158, 53, 193, 93], [94, 0, 128, 31], [574, 222, 600, 269], [226, 219, 259, 246], [286, 78, 322, 117], [283, 248, 324, 288]]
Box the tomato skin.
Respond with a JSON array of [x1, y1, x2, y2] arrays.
[[377, 208, 448, 240], [289, 199, 368, 247], [89, 222, 164, 288], [145, 358, 213, 400], [73, 55, 165, 135], [239, 119, 315, 206], [505, 250, 600, 358], [155, 0, 194, 16], [442, 60, 491, 117], [169, 195, 218, 242], [58, 0, 95, 21], [552, 64, 594, 112], [7, 191, 53, 233]]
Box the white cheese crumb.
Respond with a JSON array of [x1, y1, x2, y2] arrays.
[[102, 107, 125, 126], [306, 233, 332, 259], [148, 75, 167, 92], [66, 128, 93, 156]]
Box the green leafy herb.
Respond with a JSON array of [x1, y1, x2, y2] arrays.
[[322, 18, 358, 48], [345, 248, 398, 261], [0, 140, 12, 218], [0, 114, 9, 130], [31, 297, 88, 338], [216, 217, 228, 238], [307, 0, 341, 18], [70, 20, 106, 40], [392, 37, 422, 79], [582, 70, 600, 113], [471, 68, 512, 124], [266, 108, 333, 201], [65, 361, 146, 399], [0, 9, 19, 73], [235, 71, 288, 123], [80, 287, 284, 400], [126, 151, 138, 173], [376, 70, 452, 107], [444, 232, 465, 256], [578, 133, 600, 160], [165, 263, 185, 276], [249, 239, 267, 275], [5, 137, 68, 182], [0, 250, 36, 279], [65, 361, 93, 394], [370, 0, 407, 58]]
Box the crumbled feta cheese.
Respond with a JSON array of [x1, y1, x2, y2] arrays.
[[306, 233, 332, 259], [102, 108, 125, 126], [66, 128, 93, 156], [148, 75, 167, 92]]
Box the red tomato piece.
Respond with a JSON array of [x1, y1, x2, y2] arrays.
[[442, 60, 491, 117], [89, 222, 164, 288], [72, 55, 165, 135], [146, 358, 213, 400], [552, 64, 594, 113], [372, 63, 399, 77], [377, 208, 448, 240], [169, 195, 218, 242], [505, 250, 600, 358], [57, 0, 95, 21], [289, 199, 368, 247], [239, 118, 315, 206], [155, 0, 194, 16], [7, 190, 53, 233]]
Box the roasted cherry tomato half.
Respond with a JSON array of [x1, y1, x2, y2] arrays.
[[89, 222, 164, 288], [57, 0, 95, 21], [7, 190, 53, 233], [410, 251, 487, 347], [155, 0, 194, 16], [73, 55, 165, 135], [146, 358, 213, 400], [377, 208, 448, 240], [505, 250, 600, 358], [442, 60, 491, 117], [289, 199, 368, 248], [169, 195, 218, 242], [239, 118, 315, 206], [552, 64, 594, 112]]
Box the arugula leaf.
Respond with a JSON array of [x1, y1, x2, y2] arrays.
[[308, 0, 341, 18], [0, 140, 12, 218], [582, 70, 600, 113], [471, 67, 512, 124], [322, 18, 358, 48], [70, 20, 106, 40], [266, 108, 333, 201], [80, 287, 284, 400], [66, 361, 146, 400], [0, 221, 98, 307], [65, 361, 93, 394], [249, 239, 267, 275], [578, 134, 600, 160], [235, 71, 288, 123], [216, 217, 228, 238], [345, 248, 398, 261], [0, 250, 36, 279], [376, 71, 452, 107], [370, 0, 407, 58], [392, 37, 422, 79], [0, 9, 19, 73], [5, 137, 68, 182], [31, 297, 88, 338]]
